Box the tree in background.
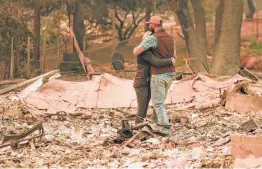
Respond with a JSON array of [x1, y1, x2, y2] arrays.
[[83, 0, 148, 41], [66, 0, 85, 51], [0, 0, 246, 78], [113, 0, 146, 41], [0, 1, 32, 79], [144, 0, 156, 32], [171, 0, 208, 72], [211, 0, 243, 75], [170, 0, 243, 76], [33, 0, 44, 70]]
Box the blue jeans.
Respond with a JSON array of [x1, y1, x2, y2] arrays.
[[150, 72, 176, 126]]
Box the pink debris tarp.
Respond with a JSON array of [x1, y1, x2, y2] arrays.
[[22, 73, 250, 114]]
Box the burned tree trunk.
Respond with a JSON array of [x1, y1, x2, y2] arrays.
[[191, 0, 208, 66], [215, 0, 224, 44], [211, 0, 243, 76], [144, 5, 151, 32], [66, 0, 85, 51], [144, 0, 156, 32], [175, 0, 208, 72], [33, 0, 43, 70]]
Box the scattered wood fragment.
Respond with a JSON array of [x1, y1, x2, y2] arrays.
[[0, 120, 44, 148], [121, 132, 140, 149], [240, 119, 259, 132], [116, 108, 129, 115], [239, 66, 259, 81]]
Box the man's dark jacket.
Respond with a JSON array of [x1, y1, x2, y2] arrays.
[[133, 50, 172, 88]]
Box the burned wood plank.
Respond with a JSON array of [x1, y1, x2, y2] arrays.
[[240, 119, 259, 132], [2, 120, 44, 144], [239, 66, 259, 81], [121, 132, 139, 149], [0, 79, 25, 85], [0, 70, 58, 95]]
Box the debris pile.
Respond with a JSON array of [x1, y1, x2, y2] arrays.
[[0, 72, 262, 168], [10, 72, 259, 115], [0, 99, 262, 168]]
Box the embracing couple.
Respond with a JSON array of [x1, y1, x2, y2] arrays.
[[133, 16, 176, 136]]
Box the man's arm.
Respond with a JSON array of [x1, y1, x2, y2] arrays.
[[140, 50, 175, 67], [133, 35, 157, 56], [133, 46, 145, 56]]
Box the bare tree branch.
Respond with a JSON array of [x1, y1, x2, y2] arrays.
[[114, 7, 131, 41], [135, 8, 144, 22], [115, 7, 123, 23], [124, 8, 145, 39], [123, 9, 130, 22], [127, 15, 146, 39]]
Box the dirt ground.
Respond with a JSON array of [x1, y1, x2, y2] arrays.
[[0, 94, 262, 168]]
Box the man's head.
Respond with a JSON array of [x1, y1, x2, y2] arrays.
[[146, 16, 163, 33]]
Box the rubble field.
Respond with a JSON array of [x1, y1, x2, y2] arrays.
[[0, 95, 262, 168]]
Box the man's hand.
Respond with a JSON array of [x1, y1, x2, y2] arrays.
[[142, 31, 152, 40], [171, 57, 176, 67]]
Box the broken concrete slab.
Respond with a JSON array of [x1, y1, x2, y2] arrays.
[[166, 80, 194, 104], [230, 134, 262, 158], [226, 94, 262, 113], [23, 73, 137, 112], [233, 157, 262, 168], [19, 73, 252, 114], [84, 74, 137, 108]]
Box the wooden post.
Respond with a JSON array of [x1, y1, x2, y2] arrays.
[[83, 36, 86, 52], [111, 9, 116, 49], [256, 7, 259, 39], [10, 37, 14, 79], [27, 37, 31, 77], [152, 0, 156, 15], [70, 14, 74, 53], [259, 10, 260, 38], [43, 37, 46, 73], [57, 37, 60, 68]]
